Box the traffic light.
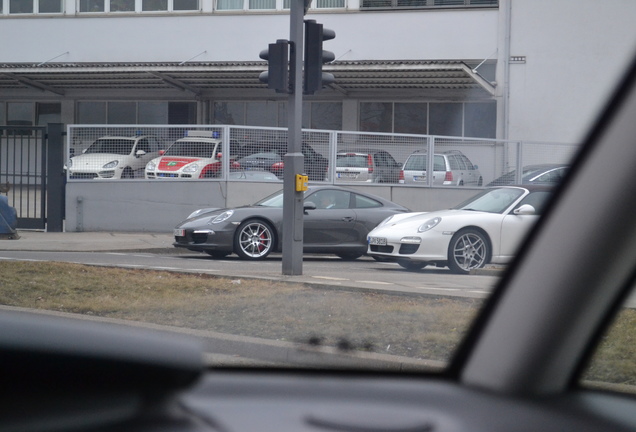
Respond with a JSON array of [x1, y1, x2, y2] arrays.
[[259, 39, 289, 94], [303, 20, 335, 95]]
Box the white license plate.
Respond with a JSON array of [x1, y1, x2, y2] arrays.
[[369, 237, 387, 246], [337, 172, 358, 178], [174, 229, 185, 237]]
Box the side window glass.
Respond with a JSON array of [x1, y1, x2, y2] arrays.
[[137, 139, 150, 153], [310, 190, 350, 209], [354, 194, 382, 209], [434, 155, 446, 171], [514, 191, 552, 215], [461, 155, 474, 170], [455, 155, 467, 170], [448, 156, 461, 170]]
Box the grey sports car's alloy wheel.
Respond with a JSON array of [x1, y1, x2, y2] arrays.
[[234, 219, 275, 260], [447, 228, 489, 274]]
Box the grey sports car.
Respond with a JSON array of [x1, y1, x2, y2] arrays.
[[173, 185, 410, 260]]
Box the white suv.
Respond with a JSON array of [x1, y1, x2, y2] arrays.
[[400, 150, 483, 186], [68, 135, 161, 179]]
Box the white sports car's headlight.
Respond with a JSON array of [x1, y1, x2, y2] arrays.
[[418, 217, 441, 233], [103, 160, 119, 169], [183, 164, 199, 173], [67, 158, 73, 168], [146, 160, 156, 171], [210, 210, 234, 224]]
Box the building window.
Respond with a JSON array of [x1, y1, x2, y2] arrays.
[[7, 103, 34, 127], [316, 0, 344, 7], [305, 102, 342, 130], [216, 0, 242, 9], [248, 0, 275, 8], [216, 0, 343, 11], [429, 103, 462, 136], [77, 101, 196, 124], [10, 0, 33, 13], [79, 0, 104, 11], [108, 102, 137, 124], [142, 0, 167, 10], [36, 103, 62, 126], [358, 101, 496, 138], [212, 101, 342, 130], [394, 103, 427, 135], [110, 0, 134, 11], [359, 102, 393, 133], [464, 102, 496, 139], [360, 0, 496, 10], [174, 0, 198, 10]]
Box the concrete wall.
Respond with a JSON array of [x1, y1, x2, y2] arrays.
[[0, 10, 498, 63], [64, 181, 478, 232]]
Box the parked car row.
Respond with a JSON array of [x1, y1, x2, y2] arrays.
[[173, 184, 550, 274], [68, 132, 568, 186]]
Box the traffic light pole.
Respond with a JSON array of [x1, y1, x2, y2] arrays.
[[281, 0, 305, 275]]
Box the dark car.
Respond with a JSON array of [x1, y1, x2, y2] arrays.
[[173, 185, 409, 260], [235, 142, 328, 181], [486, 163, 569, 186]]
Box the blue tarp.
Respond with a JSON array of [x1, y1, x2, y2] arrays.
[[0, 196, 18, 238]]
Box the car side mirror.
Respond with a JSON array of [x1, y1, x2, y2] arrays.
[[159, 149, 166, 156], [136, 149, 147, 158], [513, 204, 536, 215]]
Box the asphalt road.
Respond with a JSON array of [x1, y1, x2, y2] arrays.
[[0, 249, 499, 299]]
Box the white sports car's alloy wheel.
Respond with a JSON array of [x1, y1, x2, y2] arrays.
[[234, 219, 274, 260], [448, 229, 489, 274]]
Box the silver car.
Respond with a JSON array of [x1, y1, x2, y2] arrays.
[[335, 149, 402, 183], [400, 150, 483, 186]]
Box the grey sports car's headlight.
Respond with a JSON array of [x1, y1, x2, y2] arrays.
[[210, 210, 234, 224], [417, 217, 441, 233]]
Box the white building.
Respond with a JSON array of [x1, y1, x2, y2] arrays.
[[0, 0, 635, 145]]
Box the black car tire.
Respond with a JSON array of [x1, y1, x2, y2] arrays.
[[397, 260, 427, 271], [336, 253, 363, 261], [447, 228, 490, 274], [234, 219, 275, 260], [205, 250, 231, 259], [122, 167, 134, 179]]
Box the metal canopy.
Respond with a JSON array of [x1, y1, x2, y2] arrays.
[[0, 60, 496, 97]]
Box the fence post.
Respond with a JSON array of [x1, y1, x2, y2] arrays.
[[46, 123, 65, 232]]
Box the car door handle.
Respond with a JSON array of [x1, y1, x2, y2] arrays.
[[342, 217, 354, 222]]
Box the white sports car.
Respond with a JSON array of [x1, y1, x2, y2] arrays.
[[367, 185, 553, 274]]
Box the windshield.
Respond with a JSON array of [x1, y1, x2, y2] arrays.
[[454, 188, 525, 214], [164, 140, 219, 158], [5, 2, 636, 381], [254, 189, 285, 207], [84, 138, 135, 155]]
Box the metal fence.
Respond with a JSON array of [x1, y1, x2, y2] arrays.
[[67, 125, 578, 187], [0, 126, 47, 229]]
